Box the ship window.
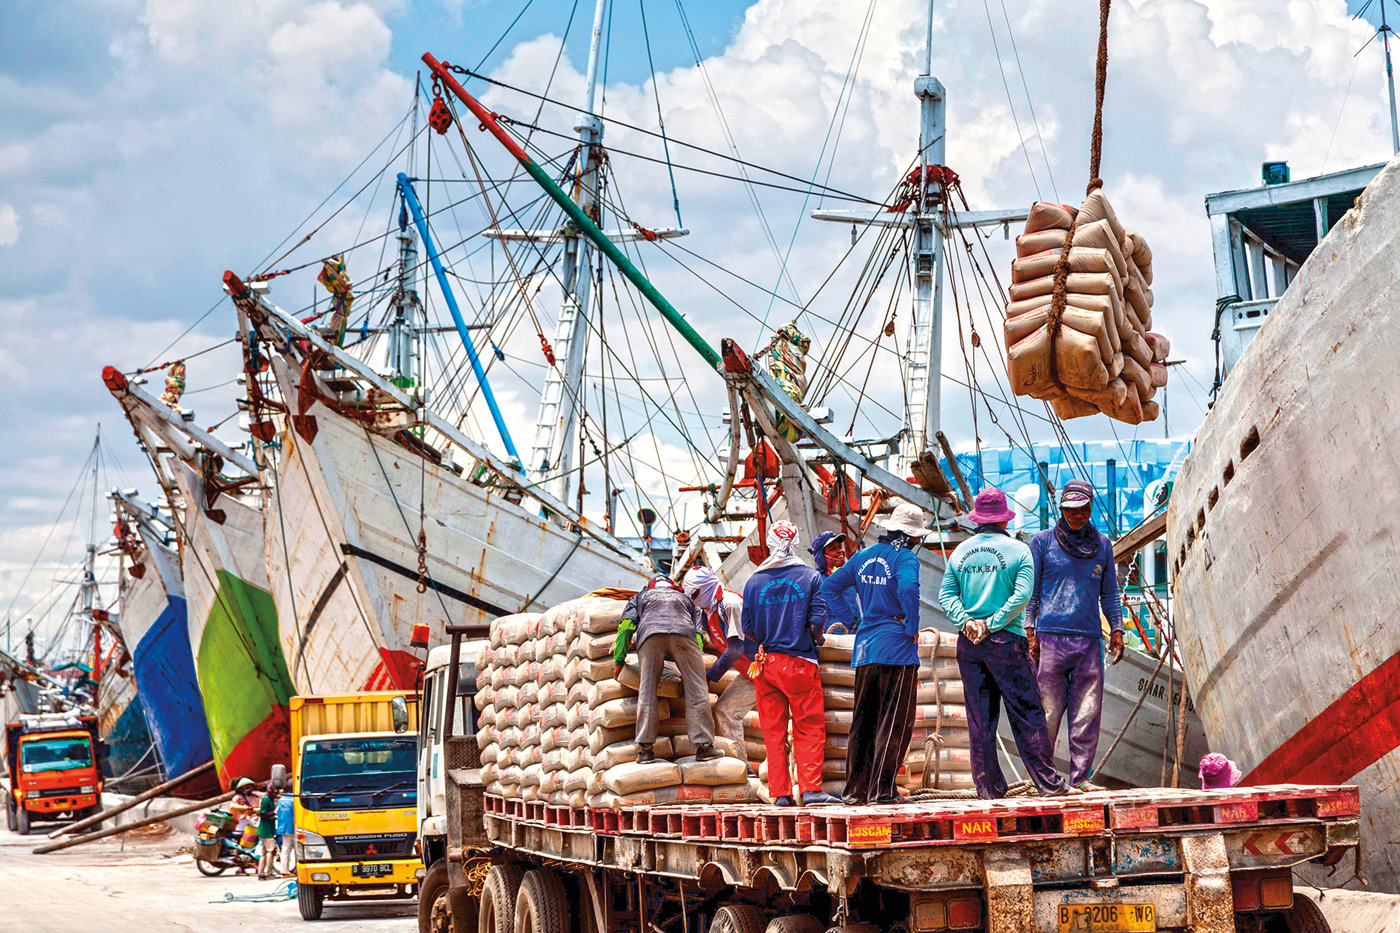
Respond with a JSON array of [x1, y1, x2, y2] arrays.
[[1240, 427, 1260, 462], [1196, 508, 1206, 531], [1187, 526, 1196, 546], [1223, 461, 1235, 485], [1208, 487, 1219, 510]]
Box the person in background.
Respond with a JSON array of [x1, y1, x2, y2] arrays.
[[257, 783, 280, 879], [615, 574, 721, 763], [276, 786, 296, 877], [940, 489, 1073, 799], [684, 566, 755, 768], [1198, 753, 1243, 790], [809, 531, 859, 633], [742, 520, 840, 807], [1027, 479, 1125, 793], [821, 503, 927, 804]]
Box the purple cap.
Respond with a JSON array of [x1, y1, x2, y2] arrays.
[[1061, 479, 1094, 508], [968, 488, 1017, 525]]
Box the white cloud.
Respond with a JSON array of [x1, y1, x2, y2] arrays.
[[0, 205, 17, 246]]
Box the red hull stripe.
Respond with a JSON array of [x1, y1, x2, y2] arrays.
[[362, 647, 423, 692], [1245, 648, 1400, 785], [217, 704, 293, 790]]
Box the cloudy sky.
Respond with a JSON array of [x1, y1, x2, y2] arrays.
[[0, 0, 1394, 646]]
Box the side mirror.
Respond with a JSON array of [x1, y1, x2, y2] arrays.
[[391, 695, 410, 734]]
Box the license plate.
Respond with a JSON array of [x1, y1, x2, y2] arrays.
[[1058, 903, 1155, 932], [351, 863, 395, 878]]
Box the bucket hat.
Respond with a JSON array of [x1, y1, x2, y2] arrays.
[[877, 502, 932, 538], [967, 488, 1017, 525]]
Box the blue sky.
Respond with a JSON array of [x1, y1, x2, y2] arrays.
[[1, 0, 1397, 635]]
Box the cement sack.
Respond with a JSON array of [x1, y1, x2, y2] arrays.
[[542, 748, 569, 772], [1077, 189, 1126, 245], [1007, 324, 1110, 395], [540, 681, 566, 705], [745, 739, 767, 760], [593, 740, 644, 771], [918, 630, 959, 658], [517, 641, 536, 664], [565, 707, 585, 731], [539, 771, 560, 794], [822, 685, 856, 710], [541, 705, 566, 729], [602, 760, 683, 795], [1120, 356, 1153, 401], [613, 658, 686, 692], [588, 726, 636, 755], [572, 631, 616, 661], [902, 746, 973, 772], [818, 663, 856, 686], [1146, 332, 1170, 362], [520, 784, 540, 802], [567, 597, 628, 637], [562, 657, 582, 689], [824, 709, 854, 734], [907, 770, 976, 791], [669, 736, 742, 760], [519, 746, 542, 769], [1124, 230, 1153, 284], [711, 782, 760, 803], [567, 680, 590, 706], [818, 635, 855, 663], [562, 769, 590, 794], [1024, 200, 1076, 233], [520, 764, 542, 787], [677, 755, 748, 786], [1005, 307, 1121, 374], [589, 695, 665, 730], [708, 668, 740, 695], [568, 729, 591, 752], [1071, 220, 1129, 279], [588, 679, 637, 708], [1008, 271, 1119, 303], [1016, 228, 1069, 258], [584, 656, 621, 682], [1010, 247, 1122, 288], [598, 784, 712, 809]]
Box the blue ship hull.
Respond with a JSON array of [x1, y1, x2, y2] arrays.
[[131, 594, 217, 788], [104, 693, 155, 780]]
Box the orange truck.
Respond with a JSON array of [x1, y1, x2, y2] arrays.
[[4, 713, 104, 835]]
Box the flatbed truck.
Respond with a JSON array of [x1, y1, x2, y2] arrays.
[[419, 627, 1359, 933]]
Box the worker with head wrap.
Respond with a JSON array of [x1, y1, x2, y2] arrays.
[[683, 566, 755, 768], [741, 520, 840, 806], [820, 502, 929, 804], [809, 531, 859, 633]]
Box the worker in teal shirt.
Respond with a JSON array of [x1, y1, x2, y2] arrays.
[[940, 488, 1071, 799], [821, 503, 928, 803]]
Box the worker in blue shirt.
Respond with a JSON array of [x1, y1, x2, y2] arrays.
[[820, 503, 928, 804], [276, 788, 296, 876], [809, 531, 859, 633]]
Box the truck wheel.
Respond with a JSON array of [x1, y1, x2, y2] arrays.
[[1282, 897, 1331, 933], [513, 869, 568, 933], [765, 917, 824, 933], [298, 882, 326, 921], [5, 799, 14, 832], [419, 861, 452, 933], [479, 864, 524, 933], [711, 905, 765, 933], [15, 806, 30, 836]]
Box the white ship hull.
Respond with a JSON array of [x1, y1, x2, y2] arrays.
[[262, 403, 648, 695], [1169, 156, 1400, 889]]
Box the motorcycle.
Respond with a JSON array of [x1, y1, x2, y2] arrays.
[[192, 808, 260, 877]]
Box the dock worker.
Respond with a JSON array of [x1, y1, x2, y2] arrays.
[[683, 566, 756, 768], [809, 531, 859, 633], [1027, 479, 1125, 793], [257, 783, 281, 879], [821, 503, 928, 804], [741, 520, 840, 807], [614, 575, 721, 764], [939, 489, 1073, 799]]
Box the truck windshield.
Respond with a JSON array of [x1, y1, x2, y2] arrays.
[[299, 737, 417, 811], [20, 737, 92, 773]]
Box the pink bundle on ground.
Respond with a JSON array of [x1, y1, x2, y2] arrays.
[[1005, 190, 1167, 424]]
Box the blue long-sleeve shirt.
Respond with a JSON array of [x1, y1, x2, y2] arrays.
[[1025, 529, 1123, 637], [821, 542, 920, 666], [740, 562, 828, 662]]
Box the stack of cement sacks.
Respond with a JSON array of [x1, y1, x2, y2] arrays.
[[475, 598, 757, 812], [1005, 190, 1171, 424], [751, 630, 973, 797]]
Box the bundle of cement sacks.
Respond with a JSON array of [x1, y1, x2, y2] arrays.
[[751, 630, 973, 796], [1005, 190, 1171, 424], [474, 598, 758, 811]]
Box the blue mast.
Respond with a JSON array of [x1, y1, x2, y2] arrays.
[[396, 173, 522, 467]]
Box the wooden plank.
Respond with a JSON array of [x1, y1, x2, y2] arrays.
[[1114, 509, 1167, 562]]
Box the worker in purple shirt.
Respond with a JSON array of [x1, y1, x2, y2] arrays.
[[1026, 479, 1125, 793]]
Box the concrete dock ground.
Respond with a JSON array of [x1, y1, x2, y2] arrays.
[[0, 823, 415, 933]]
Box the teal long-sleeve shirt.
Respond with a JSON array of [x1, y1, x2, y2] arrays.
[[938, 532, 1035, 637]]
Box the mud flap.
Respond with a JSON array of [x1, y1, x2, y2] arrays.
[[1182, 832, 1235, 933], [982, 847, 1033, 932]]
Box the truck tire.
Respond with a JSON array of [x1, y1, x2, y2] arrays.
[[514, 869, 568, 933], [711, 905, 765, 933], [298, 882, 326, 921], [419, 861, 452, 933], [15, 806, 30, 836], [5, 799, 14, 832], [1282, 897, 1331, 933], [764, 917, 824, 933], [479, 864, 525, 933]]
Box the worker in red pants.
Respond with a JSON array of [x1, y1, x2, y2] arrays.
[[740, 521, 841, 807]]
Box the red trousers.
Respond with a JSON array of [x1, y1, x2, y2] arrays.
[[755, 653, 826, 797]]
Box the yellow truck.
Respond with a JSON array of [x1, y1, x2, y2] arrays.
[[291, 691, 419, 921]]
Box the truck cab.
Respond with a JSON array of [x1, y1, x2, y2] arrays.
[[290, 692, 420, 921], [4, 714, 103, 835]]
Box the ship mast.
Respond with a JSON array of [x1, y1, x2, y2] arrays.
[[1382, 0, 1400, 154], [82, 432, 101, 704], [389, 95, 424, 391], [528, 0, 610, 501]]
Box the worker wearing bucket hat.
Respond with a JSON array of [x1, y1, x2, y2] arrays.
[[821, 502, 929, 803], [1027, 478, 1124, 793], [940, 489, 1072, 799]]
